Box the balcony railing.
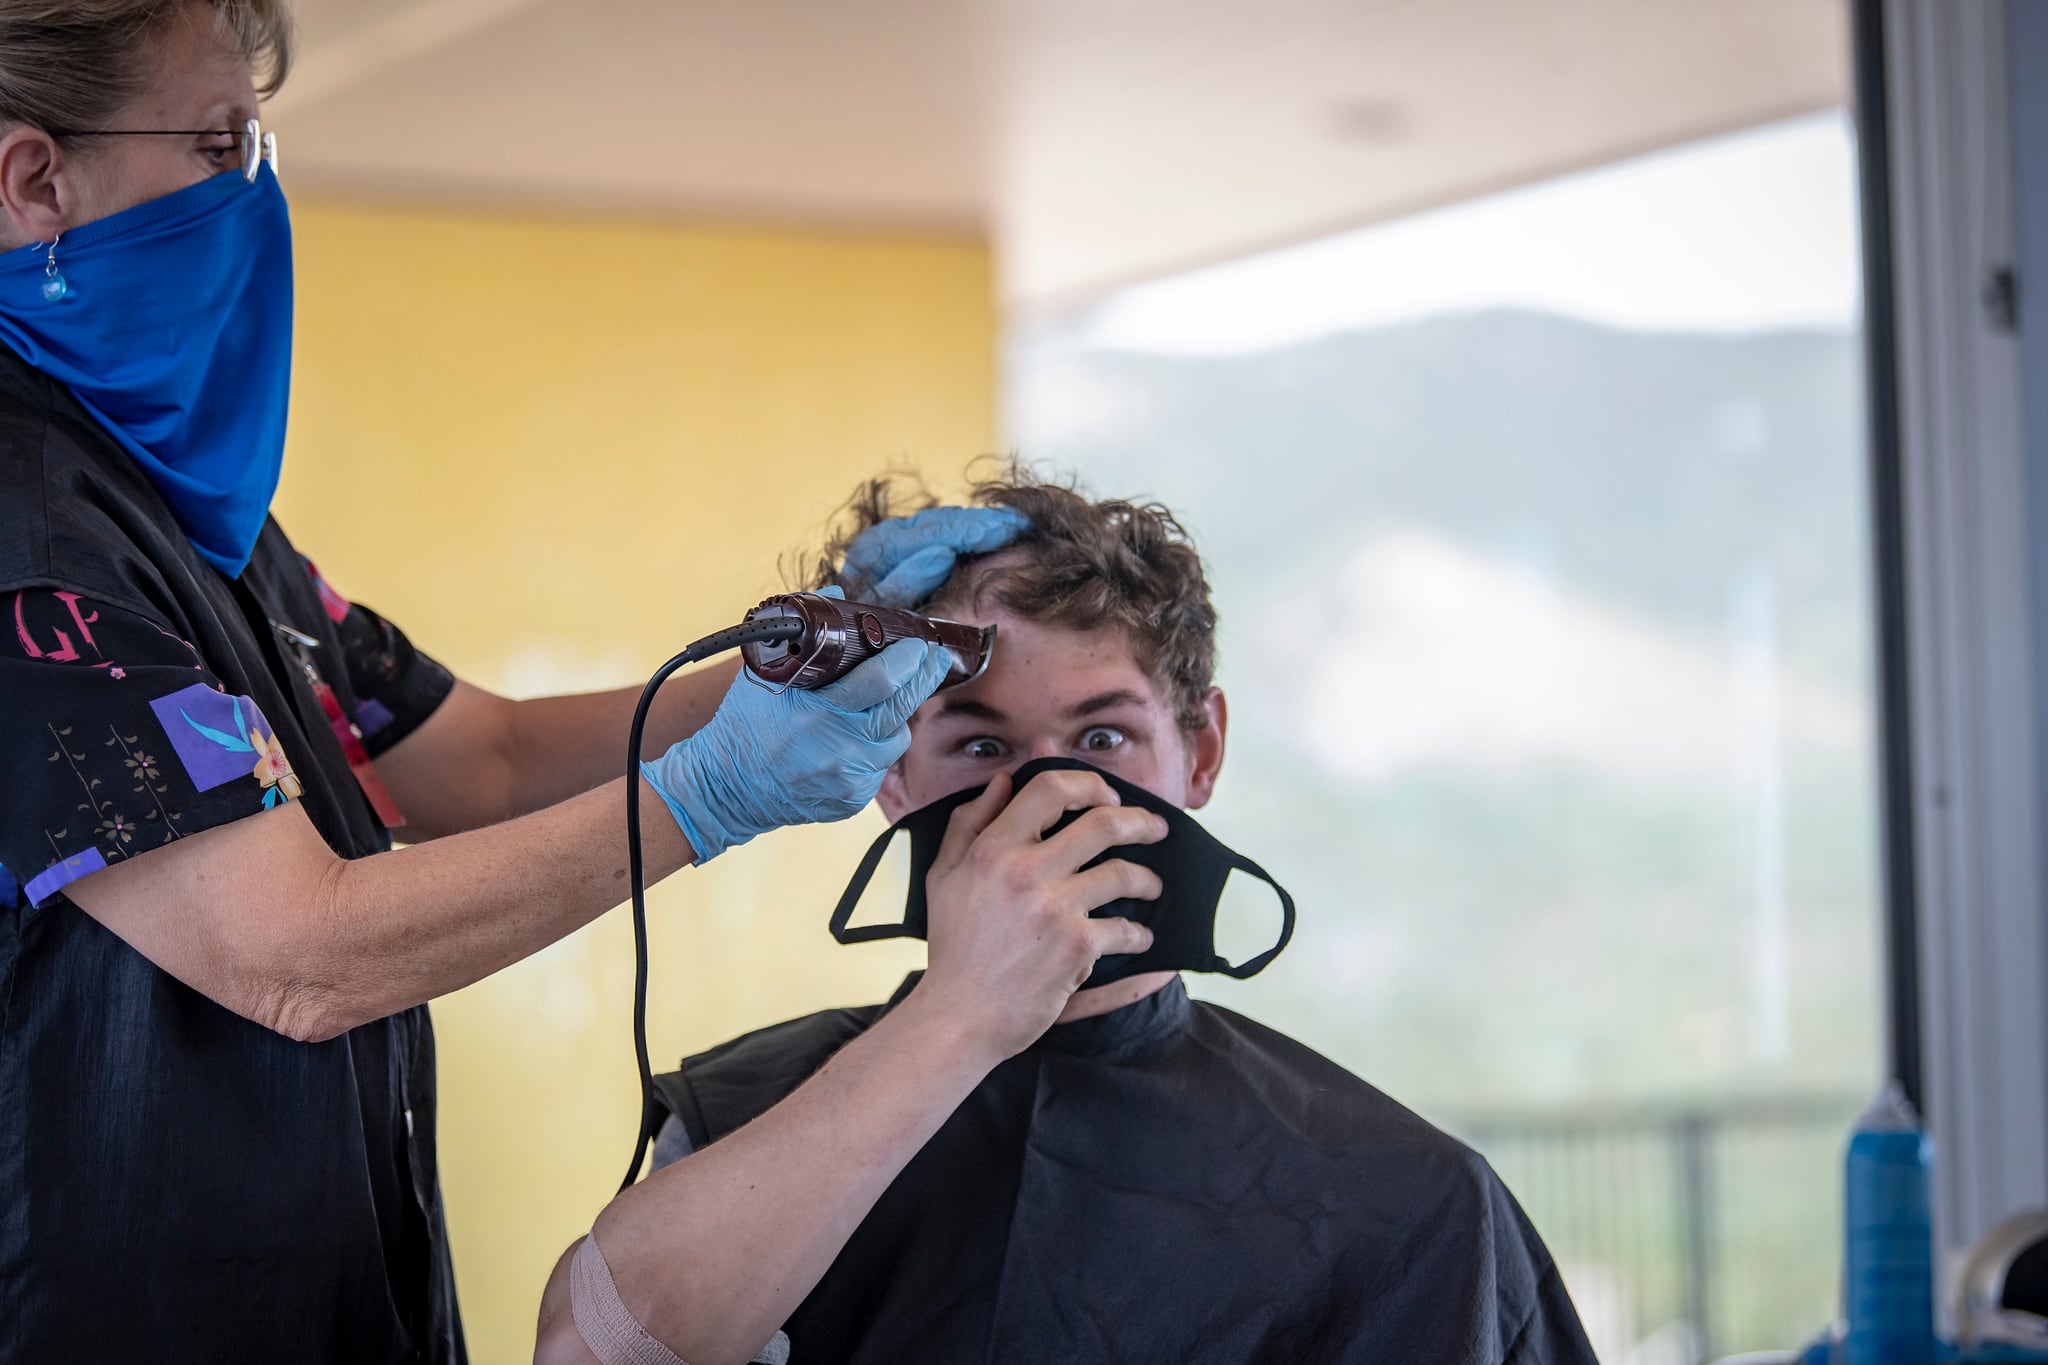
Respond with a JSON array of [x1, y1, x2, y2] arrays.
[[1451, 1094, 1865, 1364]]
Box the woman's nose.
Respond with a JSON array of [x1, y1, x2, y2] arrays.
[[1026, 737, 1064, 762]]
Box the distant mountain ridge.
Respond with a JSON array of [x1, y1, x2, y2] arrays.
[[1013, 308, 1867, 687]]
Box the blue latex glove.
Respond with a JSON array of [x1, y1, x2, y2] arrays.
[[641, 636, 951, 862], [838, 505, 1030, 607]]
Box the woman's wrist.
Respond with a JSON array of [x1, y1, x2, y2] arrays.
[[634, 771, 706, 865]]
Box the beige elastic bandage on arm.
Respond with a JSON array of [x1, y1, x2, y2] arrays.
[[569, 1234, 691, 1365]]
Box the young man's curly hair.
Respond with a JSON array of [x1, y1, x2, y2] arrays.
[[805, 464, 1219, 731]]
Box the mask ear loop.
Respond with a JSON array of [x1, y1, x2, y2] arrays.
[[829, 819, 919, 943], [1215, 854, 1296, 979]]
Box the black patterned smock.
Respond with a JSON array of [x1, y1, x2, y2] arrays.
[[0, 347, 467, 1363]]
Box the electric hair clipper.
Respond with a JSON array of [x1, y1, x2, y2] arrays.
[[740, 593, 996, 692]]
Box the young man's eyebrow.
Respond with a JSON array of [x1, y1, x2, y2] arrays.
[[933, 696, 1008, 724], [932, 690, 1149, 724], [1064, 689, 1149, 720]]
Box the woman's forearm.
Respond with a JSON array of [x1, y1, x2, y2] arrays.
[[303, 775, 696, 1035], [503, 658, 740, 816], [79, 631, 939, 1040], [376, 660, 741, 842], [68, 775, 696, 1043], [539, 989, 997, 1365]]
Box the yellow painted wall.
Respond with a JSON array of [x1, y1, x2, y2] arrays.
[[274, 200, 993, 1362]]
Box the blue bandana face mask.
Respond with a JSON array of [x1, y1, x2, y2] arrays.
[[0, 164, 293, 577]]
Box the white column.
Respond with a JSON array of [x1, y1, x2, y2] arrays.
[[1881, 0, 2048, 1301]]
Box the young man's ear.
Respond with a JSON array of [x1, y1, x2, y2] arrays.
[[1182, 689, 1228, 810], [876, 759, 911, 824]]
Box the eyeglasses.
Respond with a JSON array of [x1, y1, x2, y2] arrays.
[[43, 117, 279, 185]]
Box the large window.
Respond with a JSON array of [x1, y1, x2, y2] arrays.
[[1008, 112, 1879, 1361]]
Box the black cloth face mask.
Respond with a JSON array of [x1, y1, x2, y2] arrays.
[[830, 756, 1295, 988]]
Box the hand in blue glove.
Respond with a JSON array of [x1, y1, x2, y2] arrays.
[[838, 505, 1030, 608], [641, 636, 951, 862]]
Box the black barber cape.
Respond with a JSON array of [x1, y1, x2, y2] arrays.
[[653, 974, 1597, 1364], [0, 348, 465, 1362]]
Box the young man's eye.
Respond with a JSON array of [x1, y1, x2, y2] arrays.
[[962, 737, 1008, 760], [1077, 727, 1125, 753]]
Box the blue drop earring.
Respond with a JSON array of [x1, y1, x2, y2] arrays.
[[40, 232, 67, 303]]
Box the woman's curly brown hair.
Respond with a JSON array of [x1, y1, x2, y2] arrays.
[[804, 462, 1218, 730]]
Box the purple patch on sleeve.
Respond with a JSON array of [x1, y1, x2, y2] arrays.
[[25, 846, 108, 907], [354, 698, 396, 737], [149, 682, 266, 792]]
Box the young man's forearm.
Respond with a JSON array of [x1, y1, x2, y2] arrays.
[[527, 769, 1161, 1365], [535, 989, 998, 1365]]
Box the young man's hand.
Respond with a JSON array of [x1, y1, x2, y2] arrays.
[[909, 767, 1164, 1063]]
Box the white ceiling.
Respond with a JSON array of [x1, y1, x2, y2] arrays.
[[275, 0, 1849, 309]]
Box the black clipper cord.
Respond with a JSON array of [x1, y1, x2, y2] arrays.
[[619, 614, 807, 1192]]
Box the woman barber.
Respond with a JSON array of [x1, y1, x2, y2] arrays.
[[0, 4, 1157, 1361]]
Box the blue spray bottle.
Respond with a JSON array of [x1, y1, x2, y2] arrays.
[[1842, 1082, 1937, 1365]]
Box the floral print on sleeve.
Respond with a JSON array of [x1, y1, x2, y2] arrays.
[[3, 590, 301, 909]]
